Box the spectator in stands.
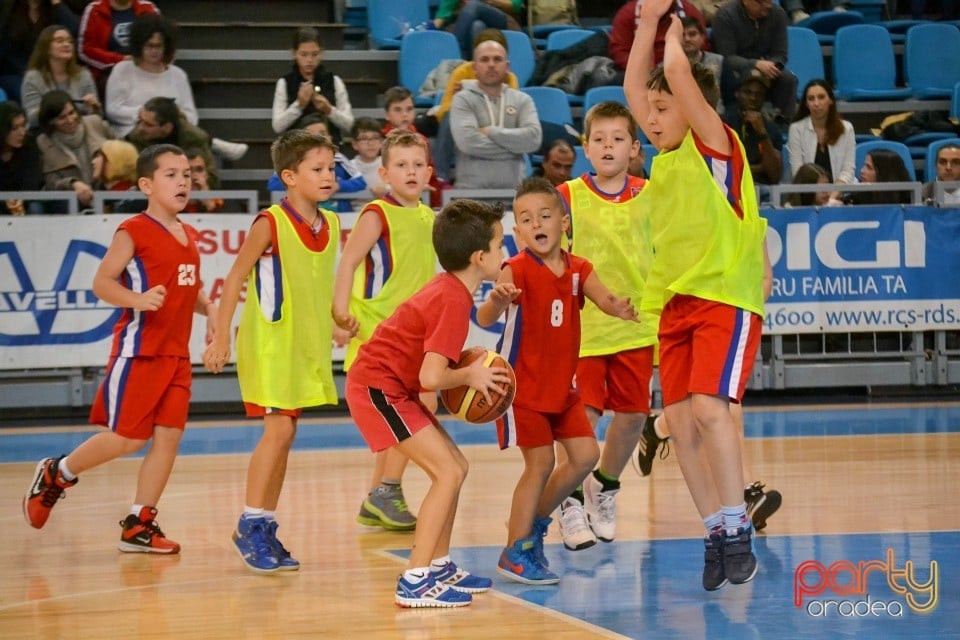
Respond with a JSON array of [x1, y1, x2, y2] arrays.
[[922, 143, 960, 206], [680, 16, 722, 99], [126, 96, 220, 188], [381, 86, 446, 205], [787, 79, 855, 202], [0, 100, 43, 215], [77, 0, 159, 88], [434, 0, 523, 60], [183, 148, 226, 213], [104, 14, 194, 138], [787, 162, 833, 207], [91, 138, 142, 213], [711, 0, 797, 124], [449, 38, 541, 189], [36, 90, 115, 209], [722, 71, 782, 185], [627, 145, 648, 179], [350, 117, 387, 198], [21, 25, 100, 129], [536, 138, 575, 186], [107, 15, 247, 161], [609, 0, 707, 72], [0, 0, 83, 102], [271, 27, 354, 142], [853, 148, 913, 205]]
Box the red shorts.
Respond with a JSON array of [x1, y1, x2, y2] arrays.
[[658, 295, 762, 407], [496, 396, 595, 449], [575, 346, 654, 413], [89, 356, 191, 439], [345, 378, 439, 453], [243, 403, 303, 419]]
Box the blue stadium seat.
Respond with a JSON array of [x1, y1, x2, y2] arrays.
[[832, 25, 911, 101], [503, 30, 536, 87], [795, 10, 865, 45], [878, 19, 925, 43], [400, 30, 461, 106], [925, 137, 960, 181], [572, 146, 593, 177], [367, 0, 429, 50], [545, 28, 594, 51], [582, 86, 626, 115], [521, 86, 573, 126], [786, 27, 824, 100], [856, 140, 916, 181], [905, 24, 960, 100]]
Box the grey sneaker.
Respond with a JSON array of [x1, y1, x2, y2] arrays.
[[361, 484, 417, 531]]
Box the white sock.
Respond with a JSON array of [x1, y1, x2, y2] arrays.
[[58, 457, 76, 481], [130, 504, 147, 517], [404, 567, 430, 583], [430, 555, 451, 571], [262, 509, 277, 521], [703, 511, 723, 533], [721, 503, 749, 532], [242, 506, 264, 519]]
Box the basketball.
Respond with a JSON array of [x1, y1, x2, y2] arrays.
[[440, 347, 516, 424]]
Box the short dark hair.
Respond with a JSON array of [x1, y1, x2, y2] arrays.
[[544, 138, 574, 159], [514, 176, 565, 212], [680, 16, 704, 33], [271, 128, 337, 176], [384, 86, 413, 110], [142, 97, 180, 128], [130, 14, 176, 66], [299, 113, 330, 131], [583, 101, 638, 140], [37, 89, 74, 134], [433, 199, 503, 272], [647, 62, 720, 114], [136, 143, 185, 179], [351, 116, 383, 138], [937, 143, 960, 160], [472, 28, 508, 52]]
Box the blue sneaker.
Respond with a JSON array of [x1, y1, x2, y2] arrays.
[[702, 531, 727, 591], [497, 537, 560, 585], [723, 525, 758, 585], [232, 516, 280, 574], [531, 515, 552, 568], [395, 573, 472, 608], [431, 561, 492, 593], [263, 520, 300, 571]]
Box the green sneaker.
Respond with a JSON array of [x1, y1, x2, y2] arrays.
[[361, 484, 417, 531]]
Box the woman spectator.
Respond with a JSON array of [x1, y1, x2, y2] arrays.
[[787, 79, 856, 202], [21, 24, 100, 129], [271, 27, 354, 140], [853, 149, 914, 206], [105, 14, 196, 138], [91, 138, 142, 213], [0, 100, 43, 215], [434, 0, 523, 60], [788, 162, 834, 207], [0, 0, 83, 102], [36, 89, 114, 209]]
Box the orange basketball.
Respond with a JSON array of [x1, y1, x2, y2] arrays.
[[440, 347, 516, 424]]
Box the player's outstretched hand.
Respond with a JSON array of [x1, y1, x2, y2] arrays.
[[613, 295, 639, 322], [489, 282, 521, 307], [465, 359, 512, 407], [135, 285, 166, 311], [202, 339, 231, 374]]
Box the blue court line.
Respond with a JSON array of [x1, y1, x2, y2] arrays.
[[389, 530, 960, 640], [1, 405, 958, 464]]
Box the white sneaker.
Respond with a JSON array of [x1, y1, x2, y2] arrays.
[[791, 9, 810, 22], [211, 137, 249, 161], [558, 497, 596, 551], [583, 474, 618, 542]]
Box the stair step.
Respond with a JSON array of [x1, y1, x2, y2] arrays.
[[192, 77, 383, 109], [177, 49, 399, 87], [161, 0, 333, 23], [177, 22, 346, 50]]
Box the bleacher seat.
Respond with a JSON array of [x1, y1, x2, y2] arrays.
[[572, 146, 593, 176], [925, 137, 960, 181], [400, 30, 461, 106], [795, 10, 865, 44], [856, 140, 916, 181], [847, 0, 885, 22], [521, 86, 573, 126], [582, 86, 626, 114], [878, 19, 925, 43], [503, 30, 536, 87], [786, 27, 824, 100], [545, 28, 595, 51], [905, 24, 960, 100], [367, 0, 429, 50], [832, 24, 911, 101]]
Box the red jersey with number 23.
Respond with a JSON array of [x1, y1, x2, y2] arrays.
[[496, 249, 593, 412], [108, 214, 201, 358]]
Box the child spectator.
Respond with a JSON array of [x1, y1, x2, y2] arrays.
[[345, 198, 506, 606], [183, 148, 224, 213], [203, 130, 341, 574], [22, 143, 217, 553], [92, 138, 142, 213], [333, 130, 437, 532], [477, 177, 637, 584], [382, 86, 446, 207], [350, 117, 387, 198]]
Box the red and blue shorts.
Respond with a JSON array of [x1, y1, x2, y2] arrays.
[[496, 396, 595, 449], [575, 346, 654, 414]]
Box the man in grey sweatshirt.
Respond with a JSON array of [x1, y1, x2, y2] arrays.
[[449, 39, 542, 190]]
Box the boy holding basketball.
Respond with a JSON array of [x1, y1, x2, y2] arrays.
[[624, 0, 767, 590], [477, 177, 638, 584], [333, 130, 436, 533], [203, 129, 341, 574], [23, 144, 217, 554], [554, 101, 656, 550], [346, 199, 507, 607]]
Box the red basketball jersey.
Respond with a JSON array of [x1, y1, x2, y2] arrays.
[[497, 249, 593, 412], [108, 214, 201, 357]]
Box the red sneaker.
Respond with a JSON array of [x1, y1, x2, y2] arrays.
[[118, 507, 180, 554], [23, 456, 77, 529]]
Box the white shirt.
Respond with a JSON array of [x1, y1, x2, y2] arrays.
[[105, 60, 197, 137]]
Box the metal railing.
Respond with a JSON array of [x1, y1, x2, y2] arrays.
[[2, 190, 260, 215]]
